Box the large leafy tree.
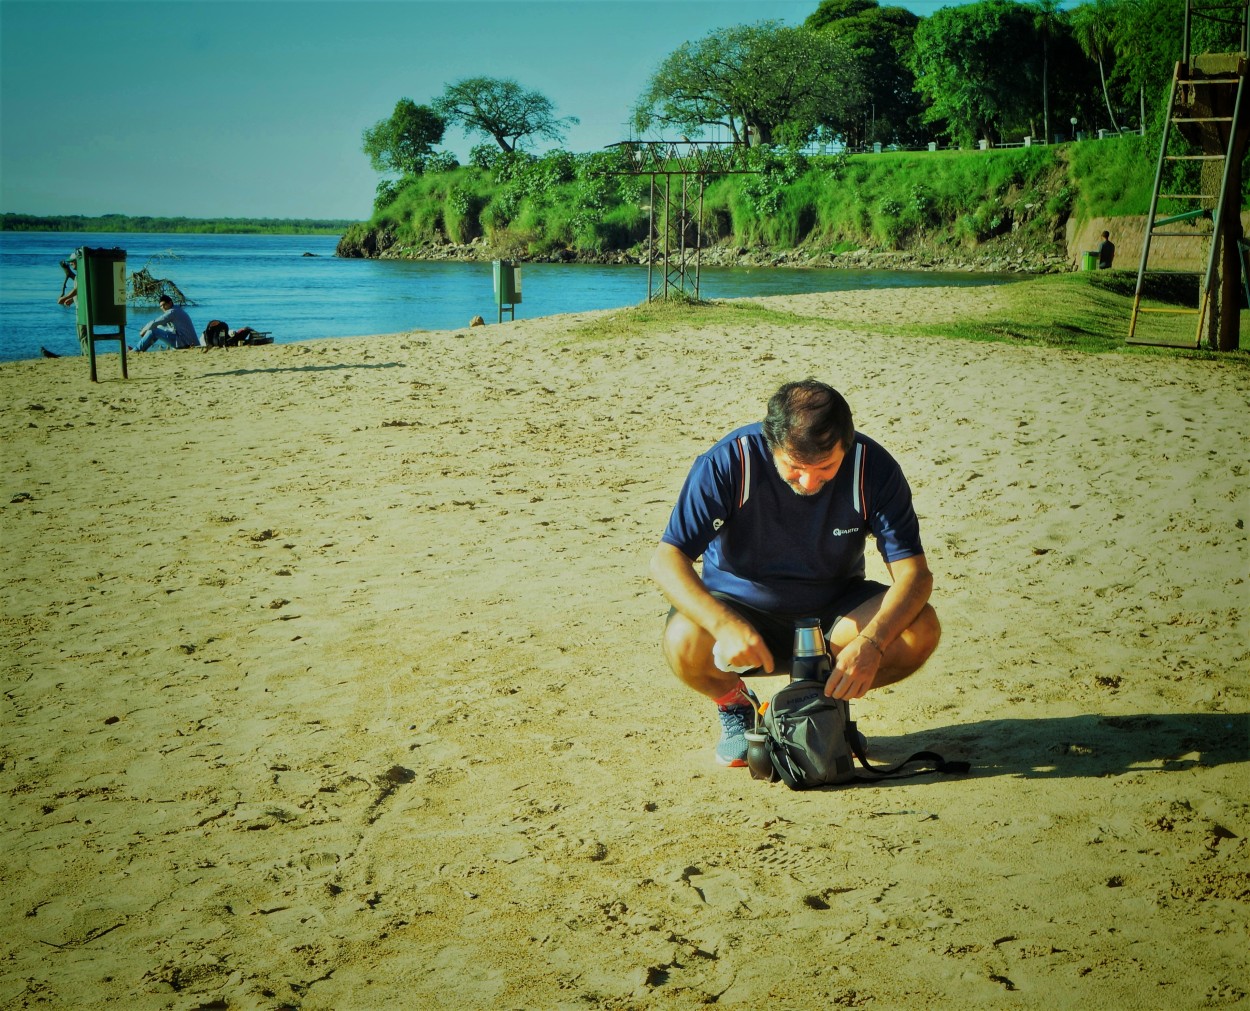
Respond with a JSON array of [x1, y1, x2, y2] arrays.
[[909, 0, 1041, 145], [1028, 0, 1064, 145], [433, 77, 577, 153], [1070, 0, 1123, 133], [806, 0, 924, 148], [361, 99, 446, 176], [1105, 0, 1186, 131], [633, 21, 864, 146]]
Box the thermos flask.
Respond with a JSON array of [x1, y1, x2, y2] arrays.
[[790, 617, 832, 683]]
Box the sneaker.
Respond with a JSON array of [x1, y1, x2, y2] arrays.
[[715, 687, 760, 767]]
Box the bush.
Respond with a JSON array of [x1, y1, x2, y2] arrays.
[[469, 144, 501, 171], [423, 151, 460, 173], [444, 184, 484, 243], [374, 178, 403, 211]]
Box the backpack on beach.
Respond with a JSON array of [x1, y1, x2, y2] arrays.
[[232, 326, 273, 346], [203, 319, 235, 348], [762, 679, 969, 790], [202, 321, 273, 348]]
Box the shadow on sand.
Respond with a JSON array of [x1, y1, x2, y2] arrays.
[[863, 712, 1248, 782]]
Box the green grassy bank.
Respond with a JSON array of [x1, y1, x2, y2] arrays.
[[341, 133, 1243, 263], [570, 272, 1250, 363]]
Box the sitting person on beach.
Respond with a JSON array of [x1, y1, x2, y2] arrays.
[[650, 379, 940, 767], [133, 295, 199, 352]]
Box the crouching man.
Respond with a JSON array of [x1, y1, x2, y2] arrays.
[[650, 378, 941, 767]]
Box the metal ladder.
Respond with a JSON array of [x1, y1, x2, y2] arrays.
[[1128, 59, 1246, 347]]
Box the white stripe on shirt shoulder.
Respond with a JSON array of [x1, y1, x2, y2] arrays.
[[737, 436, 752, 507], [851, 441, 865, 517]]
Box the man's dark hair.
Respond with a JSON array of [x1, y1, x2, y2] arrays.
[[763, 379, 854, 461]]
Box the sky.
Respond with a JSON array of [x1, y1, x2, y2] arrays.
[[1, 0, 969, 221]]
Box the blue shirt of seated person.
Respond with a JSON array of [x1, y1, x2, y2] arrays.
[[134, 296, 198, 351]]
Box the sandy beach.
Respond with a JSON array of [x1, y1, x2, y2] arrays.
[[2, 286, 1247, 1010]]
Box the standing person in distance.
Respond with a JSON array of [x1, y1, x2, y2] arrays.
[[1097, 231, 1115, 269]]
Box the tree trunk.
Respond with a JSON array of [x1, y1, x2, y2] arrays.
[[1098, 58, 1121, 133], [1042, 35, 1050, 144]]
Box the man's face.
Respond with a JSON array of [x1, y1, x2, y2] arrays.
[[771, 445, 846, 497]]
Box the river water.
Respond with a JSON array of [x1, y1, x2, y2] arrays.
[[0, 232, 1011, 363]]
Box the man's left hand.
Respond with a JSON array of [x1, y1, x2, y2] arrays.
[[826, 636, 880, 700]]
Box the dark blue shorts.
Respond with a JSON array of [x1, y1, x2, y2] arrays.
[[716, 580, 888, 661], [669, 579, 888, 663]]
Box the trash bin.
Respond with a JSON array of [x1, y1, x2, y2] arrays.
[[75, 246, 127, 329], [492, 259, 522, 322], [1081, 251, 1099, 272], [75, 246, 128, 382]]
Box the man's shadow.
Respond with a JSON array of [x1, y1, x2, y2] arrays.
[[869, 712, 1249, 779]]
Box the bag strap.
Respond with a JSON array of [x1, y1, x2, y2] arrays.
[[848, 719, 970, 780], [767, 739, 806, 790]]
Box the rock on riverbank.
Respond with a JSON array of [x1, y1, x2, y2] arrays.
[[336, 229, 1071, 276]]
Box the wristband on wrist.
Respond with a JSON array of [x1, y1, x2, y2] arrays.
[[857, 632, 883, 653]]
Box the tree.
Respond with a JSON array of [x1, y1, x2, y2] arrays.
[[806, 0, 924, 148], [1070, 0, 1123, 133], [362, 99, 446, 177], [1029, 0, 1064, 145], [433, 77, 577, 153], [1105, 0, 1185, 132], [908, 0, 1039, 146], [633, 21, 864, 146]]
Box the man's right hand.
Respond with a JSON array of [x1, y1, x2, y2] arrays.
[[709, 620, 774, 675], [650, 542, 777, 677]]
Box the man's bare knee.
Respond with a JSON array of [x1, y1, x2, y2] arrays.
[[662, 611, 739, 698], [908, 605, 941, 665], [662, 612, 709, 671], [875, 606, 940, 687]]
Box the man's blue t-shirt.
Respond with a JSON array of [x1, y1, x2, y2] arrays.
[[661, 423, 924, 614], [142, 305, 199, 348]]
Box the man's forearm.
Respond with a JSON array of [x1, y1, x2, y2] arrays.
[[650, 543, 738, 640], [861, 562, 932, 649]]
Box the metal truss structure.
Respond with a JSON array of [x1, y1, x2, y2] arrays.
[[603, 141, 756, 302]]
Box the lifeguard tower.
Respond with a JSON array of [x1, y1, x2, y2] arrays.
[[1129, 0, 1250, 350]]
